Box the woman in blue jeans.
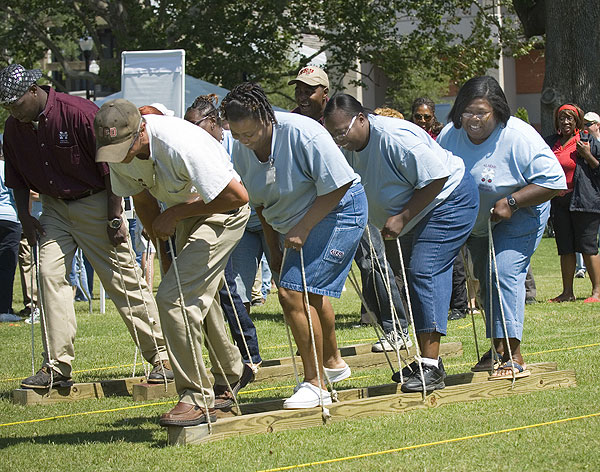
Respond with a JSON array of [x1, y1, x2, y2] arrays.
[[324, 94, 479, 392], [222, 83, 368, 409], [437, 76, 566, 379]]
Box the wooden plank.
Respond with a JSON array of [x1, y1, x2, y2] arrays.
[[132, 381, 177, 402], [168, 368, 576, 445], [255, 341, 463, 382], [11, 376, 147, 405], [235, 362, 558, 415]]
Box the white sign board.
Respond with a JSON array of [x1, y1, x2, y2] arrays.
[[121, 49, 185, 117]]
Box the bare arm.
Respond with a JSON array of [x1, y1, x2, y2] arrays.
[[381, 178, 447, 239], [285, 182, 353, 249], [491, 183, 560, 222]]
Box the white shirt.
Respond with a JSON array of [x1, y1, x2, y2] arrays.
[[109, 115, 240, 208]]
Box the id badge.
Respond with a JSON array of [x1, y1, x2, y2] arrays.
[[266, 166, 277, 185]]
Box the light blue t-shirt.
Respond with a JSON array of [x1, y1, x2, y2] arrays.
[[437, 116, 567, 236], [342, 115, 465, 233], [0, 161, 19, 223], [231, 111, 359, 234]]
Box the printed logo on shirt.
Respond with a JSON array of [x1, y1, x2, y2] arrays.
[[58, 131, 69, 144], [480, 166, 495, 183]]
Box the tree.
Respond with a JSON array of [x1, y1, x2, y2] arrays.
[[0, 1, 532, 111], [514, 0, 600, 135]]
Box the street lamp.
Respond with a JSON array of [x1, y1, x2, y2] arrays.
[[89, 60, 100, 100], [78, 36, 94, 100]]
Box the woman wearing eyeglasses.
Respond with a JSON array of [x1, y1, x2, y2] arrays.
[[544, 103, 600, 304], [437, 76, 566, 379], [323, 94, 479, 393], [221, 83, 368, 409], [411, 97, 444, 140]]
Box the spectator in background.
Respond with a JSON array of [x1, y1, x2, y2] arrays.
[[0, 139, 22, 321], [546, 104, 600, 303], [575, 111, 600, 278], [411, 97, 444, 140]]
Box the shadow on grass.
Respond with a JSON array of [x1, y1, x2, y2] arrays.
[[0, 416, 164, 449]]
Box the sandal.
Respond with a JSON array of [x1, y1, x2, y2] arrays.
[[488, 361, 531, 380], [471, 349, 502, 372]]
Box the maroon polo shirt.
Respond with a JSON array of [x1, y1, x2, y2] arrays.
[[2, 86, 109, 199]]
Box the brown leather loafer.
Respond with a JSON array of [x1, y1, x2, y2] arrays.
[[159, 401, 217, 427], [213, 363, 255, 410]]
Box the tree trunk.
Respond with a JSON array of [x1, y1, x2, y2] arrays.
[[541, 1, 600, 135]]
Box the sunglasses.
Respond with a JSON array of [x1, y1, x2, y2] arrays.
[[413, 113, 432, 120]]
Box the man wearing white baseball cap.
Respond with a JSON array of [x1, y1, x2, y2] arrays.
[[0, 64, 171, 389], [95, 98, 253, 427], [584, 111, 600, 140]]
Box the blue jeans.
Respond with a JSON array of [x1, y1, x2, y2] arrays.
[[395, 172, 479, 335], [0, 220, 21, 313], [467, 202, 549, 341], [355, 223, 408, 333], [219, 258, 262, 364], [230, 226, 270, 304]]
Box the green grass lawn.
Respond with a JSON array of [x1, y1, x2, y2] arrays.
[[1, 237, 599, 471]]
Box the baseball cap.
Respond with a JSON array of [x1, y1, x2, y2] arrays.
[[0, 64, 43, 105], [584, 111, 600, 125], [288, 66, 329, 88], [95, 99, 142, 163]]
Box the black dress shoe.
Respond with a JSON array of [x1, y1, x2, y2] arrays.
[[213, 363, 255, 409], [448, 309, 467, 321], [400, 362, 446, 393]]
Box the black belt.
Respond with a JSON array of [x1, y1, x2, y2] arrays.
[[57, 188, 104, 201]]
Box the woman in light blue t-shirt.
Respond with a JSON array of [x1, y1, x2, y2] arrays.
[[222, 83, 368, 409], [437, 76, 566, 380], [324, 94, 479, 393]]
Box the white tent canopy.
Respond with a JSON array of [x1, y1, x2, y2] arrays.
[[95, 73, 230, 112]]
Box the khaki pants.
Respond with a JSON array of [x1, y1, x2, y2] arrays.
[[39, 191, 167, 378], [156, 206, 249, 407]]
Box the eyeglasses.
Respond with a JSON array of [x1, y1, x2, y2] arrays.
[[461, 111, 492, 121], [333, 115, 358, 143], [413, 113, 432, 120], [584, 122, 597, 127], [193, 115, 211, 126]]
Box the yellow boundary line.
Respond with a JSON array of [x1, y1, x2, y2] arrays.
[[257, 412, 600, 472]]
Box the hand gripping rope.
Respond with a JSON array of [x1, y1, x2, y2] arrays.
[[395, 238, 428, 400], [488, 216, 517, 386]]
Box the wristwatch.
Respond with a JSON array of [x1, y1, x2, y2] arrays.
[[506, 195, 519, 213], [107, 217, 122, 229]]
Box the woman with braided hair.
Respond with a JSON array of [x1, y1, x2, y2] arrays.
[[222, 82, 368, 409]]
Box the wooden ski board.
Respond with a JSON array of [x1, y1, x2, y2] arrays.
[[131, 341, 463, 402], [167, 366, 576, 445], [254, 341, 463, 383], [12, 376, 147, 405]]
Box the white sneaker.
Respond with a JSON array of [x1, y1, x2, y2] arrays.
[[24, 308, 40, 324], [0, 313, 23, 322], [323, 363, 351, 383], [575, 269, 586, 279], [372, 330, 413, 352], [283, 382, 332, 409]]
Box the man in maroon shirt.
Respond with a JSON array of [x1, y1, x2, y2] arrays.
[[0, 64, 172, 388]]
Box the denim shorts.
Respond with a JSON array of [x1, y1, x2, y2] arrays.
[[279, 183, 368, 298]]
